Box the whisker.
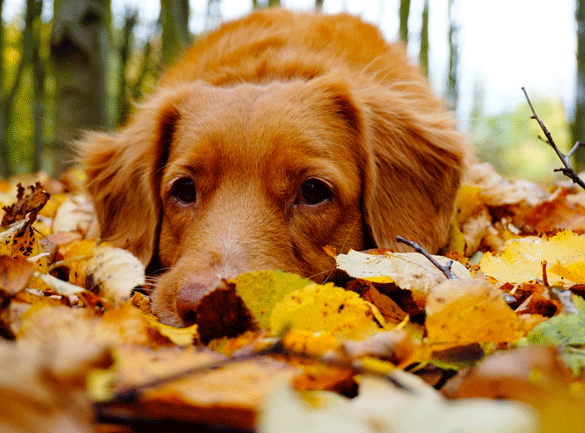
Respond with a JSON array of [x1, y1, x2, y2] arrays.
[[321, 217, 360, 285]]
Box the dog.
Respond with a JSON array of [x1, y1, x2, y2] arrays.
[[78, 8, 466, 327]]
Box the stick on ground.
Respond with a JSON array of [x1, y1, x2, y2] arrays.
[[396, 236, 457, 280]]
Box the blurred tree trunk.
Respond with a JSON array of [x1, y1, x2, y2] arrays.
[[51, 0, 110, 174], [268, 0, 280, 6], [315, 0, 324, 10], [1, 0, 42, 177], [399, 0, 410, 43], [160, 0, 190, 65], [252, 0, 259, 8], [445, 0, 459, 112], [0, 0, 8, 177], [31, 0, 45, 172], [419, 0, 429, 77], [116, 11, 137, 126], [574, 0, 585, 169]]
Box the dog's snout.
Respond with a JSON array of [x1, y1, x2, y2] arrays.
[[176, 282, 208, 324]]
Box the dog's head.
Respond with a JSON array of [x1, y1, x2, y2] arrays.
[[78, 73, 464, 326]]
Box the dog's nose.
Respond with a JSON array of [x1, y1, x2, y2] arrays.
[[176, 282, 209, 324], [175, 273, 258, 344]]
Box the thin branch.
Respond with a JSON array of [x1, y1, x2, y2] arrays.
[[396, 236, 457, 280], [522, 87, 585, 190]]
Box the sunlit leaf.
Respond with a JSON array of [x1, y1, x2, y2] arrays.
[[270, 283, 387, 340], [425, 279, 522, 350]]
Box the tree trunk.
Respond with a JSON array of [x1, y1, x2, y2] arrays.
[[0, 0, 8, 177], [445, 0, 459, 112], [268, 0, 280, 6], [419, 0, 429, 77], [574, 0, 585, 169], [31, 0, 45, 172], [117, 11, 137, 126], [160, 0, 190, 66], [399, 0, 410, 44], [315, 0, 324, 10], [1, 0, 42, 176], [51, 0, 110, 174]]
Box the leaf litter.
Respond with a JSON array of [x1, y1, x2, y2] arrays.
[[3, 162, 585, 432]]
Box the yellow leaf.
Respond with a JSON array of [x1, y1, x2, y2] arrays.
[[270, 283, 386, 340], [142, 313, 199, 346], [231, 271, 313, 330], [549, 260, 585, 284], [0, 217, 46, 273], [281, 329, 339, 357], [425, 279, 522, 350], [479, 231, 585, 285], [454, 183, 484, 225]]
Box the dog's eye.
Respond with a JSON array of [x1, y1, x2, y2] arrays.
[[300, 179, 333, 205], [171, 177, 197, 203]]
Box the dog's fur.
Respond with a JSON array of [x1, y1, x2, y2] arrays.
[[78, 8, 465, 327]]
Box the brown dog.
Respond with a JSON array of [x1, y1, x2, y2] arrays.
[[78, 8, 465, 327]]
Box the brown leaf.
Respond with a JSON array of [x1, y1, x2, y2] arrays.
[[102, 346, 298, 430], [1, 182, 50, 228], [183, 281, 259, 344], [362, 282, 408, 324], [525, 188, 585, 233]]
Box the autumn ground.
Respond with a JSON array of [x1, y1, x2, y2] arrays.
[[4, 130, 585, 431]]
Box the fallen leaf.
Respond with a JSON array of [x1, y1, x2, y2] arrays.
[[0, 256, 35, 297], [525, 188, 585, 233], [362, 283, 408, 324], [455, 346, 582, 433], [259, 371, 538, 433], [0, 339, 111, 433], [1, 182, 50, 227], [231, 271, 314, 330], [270, 282, 386, 340], [51, 194, 98, 236], [425, 279, 522, 350], [66, 244, 145, 305], [337, 250, 472, 308], [336, 328, 421, 367], [479, 231, 585, 285]]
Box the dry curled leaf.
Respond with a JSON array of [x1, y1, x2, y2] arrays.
[[336, 250, 471, 308], [1, 182, 50, 228]]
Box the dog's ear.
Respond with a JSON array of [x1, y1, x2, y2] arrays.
[[360, 84, 465, 253], [76, 87, 185, 266]]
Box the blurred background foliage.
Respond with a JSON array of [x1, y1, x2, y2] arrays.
[[0, 0, 582, 184]]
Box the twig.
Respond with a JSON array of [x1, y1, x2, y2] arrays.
[[541, 260, 549, 287], [522, 87, 585, 190], [395, 236, 457, 280]]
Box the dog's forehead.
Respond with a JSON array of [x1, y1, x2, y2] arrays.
[[169, 82, 347, 167]]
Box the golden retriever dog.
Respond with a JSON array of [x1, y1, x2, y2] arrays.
[[78, 8, 465, 327]]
